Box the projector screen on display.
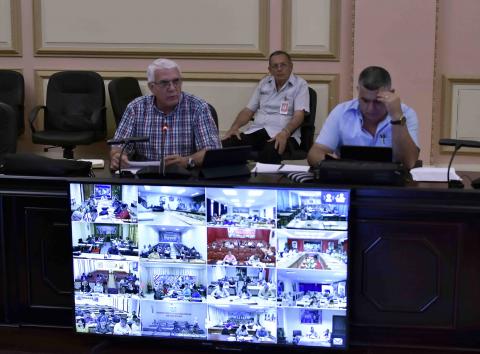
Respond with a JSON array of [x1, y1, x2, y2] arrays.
[[68, 181, 350, 351]]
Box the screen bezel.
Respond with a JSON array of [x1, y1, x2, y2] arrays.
[[68, 178, 350, 352]]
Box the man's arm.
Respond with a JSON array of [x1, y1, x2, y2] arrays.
[[222, 108, 255, 140], [391, 123, 419, 169], [377, 91, 419, 169], [164, 148, 207, 168], [269, 109, 305, 154], [163, 102, 221, 169], [307, 143, 334, 166], [110, 146, 131, 170]]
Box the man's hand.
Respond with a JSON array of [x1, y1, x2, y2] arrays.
[[377, 89, 403, 120], [110, 150, 130, 170], [222, 128, 242, 141], [164, 155, 188, 168], [268, 129, 289, 155]]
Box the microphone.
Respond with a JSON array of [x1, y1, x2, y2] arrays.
[[107, 136, 149, 145], [439, 138, 480, 149], [438, 138, 478, 189], [136, 121, 191, 179], [160, 123, 169, 176], [440, 138, 480, 189]]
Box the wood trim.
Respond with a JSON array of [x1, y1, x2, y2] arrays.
[[282, 0, 340, 61], [441, 75, 480, 155], [33, 1, 269, 60], [0, 0, 22, 56]]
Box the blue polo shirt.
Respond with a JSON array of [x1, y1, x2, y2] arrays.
[[315, 99, 419, 154]]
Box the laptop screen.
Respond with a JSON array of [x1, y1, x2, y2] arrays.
[[202, 146, 252, 168], [339, 145, 392, 162]]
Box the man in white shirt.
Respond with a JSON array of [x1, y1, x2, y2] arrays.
[[113, 317, 131, 335], [222, 51, 309, 163]]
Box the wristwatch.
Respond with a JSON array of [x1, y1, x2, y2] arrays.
[[391, 115, 406, 126], [187, 157, 196, 169]]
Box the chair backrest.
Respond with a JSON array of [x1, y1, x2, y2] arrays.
[[293, 330, 302, 337], [0, 103, 17, 159], [0, 70, 24, 134], [299, 87, 317, 152], [108, 77, 142, 126], [207, 103, 219, 129], [45, 71, 106, 138]]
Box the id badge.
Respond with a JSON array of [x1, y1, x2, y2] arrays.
[[280, 99, 289, 115]]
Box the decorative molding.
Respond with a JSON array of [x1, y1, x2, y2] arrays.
[[282, 0, 340, 60], [33, 0, 269, 59], [0, 0, 22, 56], [363, 236, 439, 313], [441, 76, 480, 155], [430, 0, 441, 165]]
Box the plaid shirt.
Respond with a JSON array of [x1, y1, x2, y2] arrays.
[[114, 92, 221, 160]]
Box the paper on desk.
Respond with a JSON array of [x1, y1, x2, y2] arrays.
[[410, 167, 461, 182], [78, 159, 104, 169], [252, 162, 310, 173]]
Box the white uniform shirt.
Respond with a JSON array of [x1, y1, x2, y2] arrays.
[[245, 74, 309, 144]]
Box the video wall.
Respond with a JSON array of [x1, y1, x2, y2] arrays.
[[69, 183, 349, 349]]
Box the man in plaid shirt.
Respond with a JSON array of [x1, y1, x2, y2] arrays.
[[110, 59, 221, 170]]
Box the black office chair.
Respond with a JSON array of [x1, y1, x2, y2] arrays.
[[281, 87, 317, 160], [207, 103, 219, 129], [0, 102, 17, 164], [29, 71, 106, 159], [108, 77, 143, 127], [0, 70, 25, 135]]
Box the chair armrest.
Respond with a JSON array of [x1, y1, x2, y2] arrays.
[[0, 102, 15, 115], [90, 106, 106, 130], [28, 105, 46, 133]]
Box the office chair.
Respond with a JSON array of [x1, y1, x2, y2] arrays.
[[0, 69, 25, 135], [207, 103, 219, 129], [0, 102, 17, 163], [108, 77, 143, 127], [281, 87, 317, 160], [29, 71, 106, 159]]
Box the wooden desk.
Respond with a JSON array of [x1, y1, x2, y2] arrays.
[[0, 172, 480, 353]]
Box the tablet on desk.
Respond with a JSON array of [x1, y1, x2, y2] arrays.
[[201, 146, 252, 179], [340, 145, 393, 162]]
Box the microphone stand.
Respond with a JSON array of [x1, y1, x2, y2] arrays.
[[107, 136, 149, 178], [446, 143, 463, 188]]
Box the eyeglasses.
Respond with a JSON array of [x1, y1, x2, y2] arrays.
[[151, 78, 182, 88], [270, 63, 289, 70]]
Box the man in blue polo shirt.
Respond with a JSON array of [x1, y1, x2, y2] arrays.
[[307, 66, 419, 169]]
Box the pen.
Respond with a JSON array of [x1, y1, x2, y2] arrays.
[[277, 164, 285, 171]]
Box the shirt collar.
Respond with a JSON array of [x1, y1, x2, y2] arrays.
[[348, 98, 390, 127], [150, 92, 184, 115], [267, 73, 296, 90]]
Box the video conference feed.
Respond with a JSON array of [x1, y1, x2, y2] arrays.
[[277, 190, 348, 231], [70, 183, 349, 349]]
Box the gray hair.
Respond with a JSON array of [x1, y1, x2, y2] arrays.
[[358, 66, 391, 91], [147, 59, 182, 83]]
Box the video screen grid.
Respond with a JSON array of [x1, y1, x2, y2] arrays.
[[69, 183, 349, 348]]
